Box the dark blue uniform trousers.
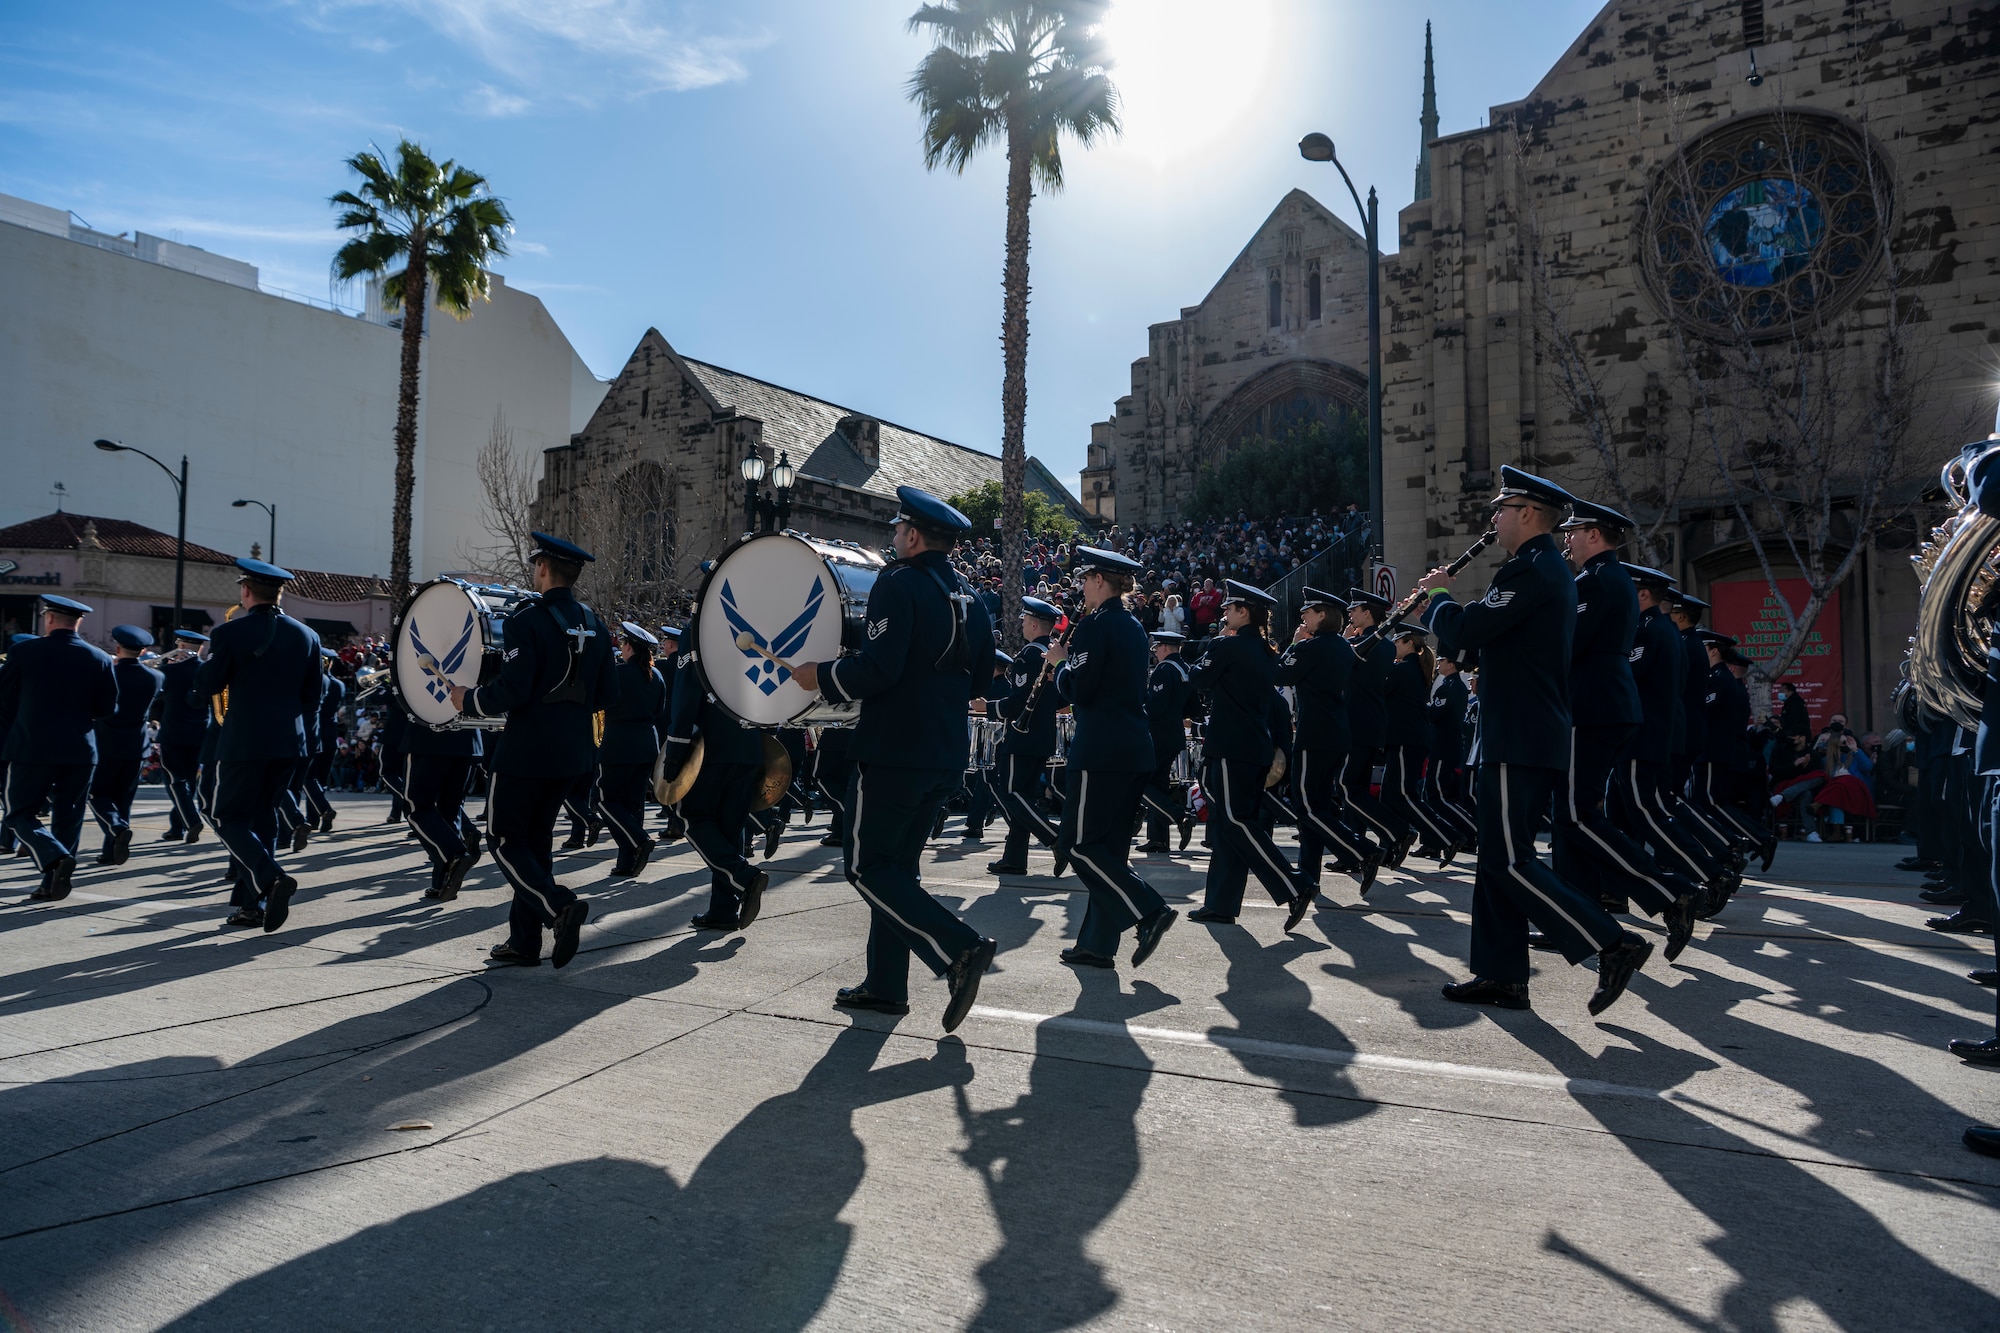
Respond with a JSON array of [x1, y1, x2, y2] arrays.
[[845, 763, 978, 1002], [160, 742, 204, 834], [1063, 766, 1167, 954], [597, 761, 654, 855], [1980, 776, 2000, 1035], [682, 760, 761, 911], [1472, 762, 1625, 984], [1292, 748, 1371, 882], [405, 753, 476, 867], [6, 762, 93, 869], [214, 759, 297, 901], [997, 753, 1061, 862], [88, 754, 143, 838], [303, 749, 336, 823], [487, 772, 583, 960], [1614, 756, 1722, 883], [1341, 745, 1404, 846], [1201, 757, 1302, 916], [1138, 755, 1184, 843], [1551, 725, 1685, 917], [1384, 743, 1460, 851]]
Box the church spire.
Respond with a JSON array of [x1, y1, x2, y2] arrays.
[[1414, 21, 1438, 201]]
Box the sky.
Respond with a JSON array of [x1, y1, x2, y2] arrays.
[[0, 0, 1611, 495]]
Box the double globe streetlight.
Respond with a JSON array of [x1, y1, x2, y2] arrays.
[[94, 438, 189, 635], [1298, 132, 1383, 560], [741, 448, 796, 534]]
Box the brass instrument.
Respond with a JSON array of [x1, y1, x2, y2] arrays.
[[211, 604, 240, 724], [1907, 436, 2000, 730], [1264, 748, 1287, 789], [1008, 594, 1083, 733], [593, 709, 606, 748], [654, 735, 704, 805], [751, 732, 792, 812]]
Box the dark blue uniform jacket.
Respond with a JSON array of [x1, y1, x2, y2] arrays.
[[995, 636, 1058, 759], [817, 549, 994, 771], [96, 659, 163, 761], [0, 629, 118, 764], [1426, 531, 1575, 771], [1144, 656, 1193, 762], [1384, 657, 1432, 748], [465, 586, 618, 779], [1627, 606, 1682, 764], [1705, 666, 1752, 771], [1346, 637, 1393, 749], [315, 674, 346, 756], [1190, 627, 1278, 766], [602, 658, 669, 764], [1275, 631, 1354, 752], [1428, 671, 1469, 765], [155, 657, 208, 748], [1678, 627, 1710, 761], [1570, 551, 1642, 728], [1054, 603, 1153, 773], [195, 605, 322, 761]]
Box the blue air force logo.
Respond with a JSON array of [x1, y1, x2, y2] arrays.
[[722, 575, 823, 695], [408, 613, 476, 702]]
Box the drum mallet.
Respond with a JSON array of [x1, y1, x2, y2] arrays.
[[735, 633, 799, 675]]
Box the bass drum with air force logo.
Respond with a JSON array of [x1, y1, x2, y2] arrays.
[[392, 578, 539, 731], [694, 532, 886, 729]]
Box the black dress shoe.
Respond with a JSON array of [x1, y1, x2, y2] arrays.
[[1599, 896, 1631, 914], [1928, 912, 1995, 935], [1663, 892, 1698, 963], [1947, 1036, 2000, 1066], [1439, 838, 1465, 868], [1965, 1126, 2000, 1159], [819, 833, 844, 847], [185, 826, 202, 845], [942, 937, 997, 1033], [108, 826, 133, 865], [986, 860, 1028, 876], [1757, 836, 1777, 873], [1059, 946, 1116, 969], [1588, 934, 1653, 1016], [30, 855, 77, 901], [464, 833, 483, 868], [1356, 849, 1382, 897], [1442, 976, 1530, 1010], [1050, 847, 1070, 878], [551, 900, 589, 969], [1896, 856, 1940, 872], [430, 854, 472, 901], [1920, 886, 1968, 905], [1132, 907, 1178, 967], [834, 985, 909, 1015], [737, 871, 770, 930], [559, 835, 588, 851], [160, 829, 185, 842], [586, 823, 603, 847], [291, 826, 310, 854], [1696, 877, 1733, 920], [1971, 970, 1999, 989], [1187, 907, 1236, 925], [224, 908, 265, 929], [764, 822, 784, 859], [1527, 930, 1562, 952], [487, 942, 540, 967], [318, 813, 334, 835], [1284, 883, 1317, 932], [691, 908, 741, 931], [263, 874, 297, 933], [1136, 840, 1170, 854], [1178, 817, 1195, 851]]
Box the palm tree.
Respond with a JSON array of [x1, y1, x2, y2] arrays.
[[906, 1, 1117, 647], [331, 140, 512, 611]]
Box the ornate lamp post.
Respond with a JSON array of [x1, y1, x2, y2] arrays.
[[1298, 132, 1383, 559], [741, 447, 796, 534], [95, 438, 189, 633]]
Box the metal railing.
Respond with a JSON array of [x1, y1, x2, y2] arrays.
[[1262, 523, 1368, 643]]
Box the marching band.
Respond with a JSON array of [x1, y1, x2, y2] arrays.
[[3, 456, 1996, 1119]]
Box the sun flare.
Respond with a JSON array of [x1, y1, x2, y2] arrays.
[[1099, 0, 1281, 166]]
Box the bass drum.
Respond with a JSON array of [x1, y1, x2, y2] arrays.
[[694, 532, 887, 729], [393, 578, 538, 731]]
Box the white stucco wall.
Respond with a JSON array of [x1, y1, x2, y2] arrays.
[[0, 212, 605, 582]]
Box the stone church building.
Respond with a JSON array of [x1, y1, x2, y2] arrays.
[[1087, 0, 1999, 732], [533, 329, 1089, 592]]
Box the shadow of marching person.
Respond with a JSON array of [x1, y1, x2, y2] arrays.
[[954, 965, 1159, 1332], [1207, 923, 1382, 1128], [147, 1027, 972, 1332]]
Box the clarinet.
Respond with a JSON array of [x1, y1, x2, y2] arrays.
[[1007, 595, 1084, 734], [1349, 528, 1499, 651]]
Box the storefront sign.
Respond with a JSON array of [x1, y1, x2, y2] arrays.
[[1711, 577, 1843, 727]]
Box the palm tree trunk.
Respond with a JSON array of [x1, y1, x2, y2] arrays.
[[390, 233, 429, 616], [998, 118, 1033, 651]]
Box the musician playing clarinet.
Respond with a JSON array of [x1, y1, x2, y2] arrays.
[[1045, 547, 1177, 970], [987, 594, 1066, 876]]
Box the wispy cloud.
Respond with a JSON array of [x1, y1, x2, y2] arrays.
[[511, 239, 550, 256], [296, 0, 767, 105]]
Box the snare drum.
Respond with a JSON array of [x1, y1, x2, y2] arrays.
[[968, 718, 1006, 773], [1047, 714, 1078, 769], [695, 532, 888, 729], [393, 578, 538, 731]]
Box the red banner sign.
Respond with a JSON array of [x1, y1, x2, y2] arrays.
[[1710, 577, 1844, 728]]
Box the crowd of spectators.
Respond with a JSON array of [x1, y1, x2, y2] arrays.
[[1754, 682, 1889, 842]]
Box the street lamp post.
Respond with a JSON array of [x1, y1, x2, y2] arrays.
[[739, 447, 797, 534], [232, 498, 277, 564], [1298, 132, 1383, 560], [94, 438, 188, 635]]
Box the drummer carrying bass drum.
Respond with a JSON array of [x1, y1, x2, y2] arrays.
[[791, 487, 999, 1032]]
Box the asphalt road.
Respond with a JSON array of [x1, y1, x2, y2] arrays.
[[1, 791, 1994, 1331]]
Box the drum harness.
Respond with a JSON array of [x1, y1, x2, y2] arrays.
[[534, 597, 597, 706], [911, 560, 973, 675]]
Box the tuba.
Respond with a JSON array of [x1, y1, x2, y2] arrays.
[[1907, 435, 2000, 732]]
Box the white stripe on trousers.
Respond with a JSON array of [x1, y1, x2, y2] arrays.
[[1561, 733, 1674, 901], [1218, 761, 1297, 891], [1704, 766, 1765, 842], [1498, 762, 1612, 951], [403, 755, 454, 866], [847, 766, 950, 967], [1296, 751, 1366, 862], [1391, 748, 1458, 849], [1068, 769, 1143, 918], [1628, 760, 1709, 881], [1005, 755, 1061, 842], [486, 774, 559, 920]]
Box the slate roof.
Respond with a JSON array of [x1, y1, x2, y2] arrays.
[[0, 513, 236, 564], [679, 359, 1086, 519]]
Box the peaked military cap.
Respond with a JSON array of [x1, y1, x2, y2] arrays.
[[892, 486, 973, 533], [1491, 465, 1576, 513], [1560, 498, 1634, 532], [619, 620, 659, 647], [110, 625, 155, 649], [1623, 563, 1677, 591], [1072, 545, 1142, 577], [1301, 586, 1348, 611], [234, 556, 295, 584], [1696, 631, 1738, 647], [1387, 620, 1429, 640], [319, 645, 340, 659], [39, 593, 93, 615], [658, 624, 684, 641], [993, 648, 1015, 668], [172, 629, 210, 644], [1149, 629, 1187, 644], [529, 531, 595, 565], [1020, 596, 1062, 622], [1221, 579, 1277, 609], [1346, 587, 1390, 615], [1673, 591, 1710, 614]]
